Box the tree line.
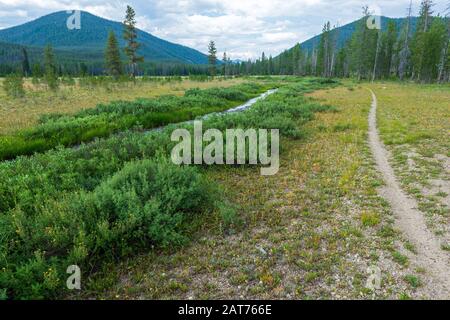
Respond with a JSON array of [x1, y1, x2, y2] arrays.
[[3, 1, 449, 84], [238, 1, 450, 83]]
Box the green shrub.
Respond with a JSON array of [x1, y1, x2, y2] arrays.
[[360, 211, 381, 227], [0, 157, 214, 299], [403, 275, 422, 288], [3, 73, 25, 98], [61, 76, 76, 86], [1, 83, 268, 161], [44, 72, 59, 91]]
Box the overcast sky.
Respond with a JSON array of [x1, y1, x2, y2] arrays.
[[0, 0, 448, 59]]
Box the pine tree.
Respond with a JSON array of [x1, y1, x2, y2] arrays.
[[349, 7, 378, 80], [21, 48, 31, 77], [329, 23, 340, 77], [411, 0, 435, 81], [371, 30, 382, 82], [31, 63, 42, 85], [268, 55, 273, 75], [3, 73, 25, 98], [334, 47, 348, 77], [80, 62, 88, 77], [123, 5, 144, 77], [44, 44, 58, 91], [291, 44, 301, 75], [385, 21, 398, 77], [397, 1, 413, 80], [292, 44, 305, 76], [374, 21, 397, 80], [222, 51, 227, 76], [207, 41, 217, 76], [317, 23, 329, 76], [261, 52, 267, 75], [446, 15, 450, 82], [437, 8, 450, 82], [311, 45, 318, 75], [421, 18, 447, 82], [105, 31, 123, 78], [446, 40, 450, 81], [32, 64, 42, 77]]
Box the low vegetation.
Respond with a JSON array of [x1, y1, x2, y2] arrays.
[[0, 77, 336, 299], [0, 77, 244, 135], [0, 82, 269, 160], [75, 82, 425, 300], [374, 82, 450, 249], [2, 73, 25, 98]]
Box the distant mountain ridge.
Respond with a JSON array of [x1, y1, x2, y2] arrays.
[[0, 11, 208, 64]]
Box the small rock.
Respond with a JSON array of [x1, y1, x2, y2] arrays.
[[256, 245, 267, 256]]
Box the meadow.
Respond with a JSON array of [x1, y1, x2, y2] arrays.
[[1, 76, 447, 300], [374, 83, 450, 250], [0, 77, 337, 299], [0, 76, 244, 135], [74, 82, 422, 300], [72, 81, 448, 300], [0, 81, 271, 160]]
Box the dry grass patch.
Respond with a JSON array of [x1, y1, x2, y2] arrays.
[[0, 78, 244, 134]]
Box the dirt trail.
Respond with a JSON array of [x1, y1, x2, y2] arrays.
[[368, 89, 450, 299]]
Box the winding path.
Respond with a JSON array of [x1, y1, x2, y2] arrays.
[[368, 89, 450, 299]]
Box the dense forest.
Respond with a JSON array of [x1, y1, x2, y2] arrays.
[[0, 42, 211, 77], [247, 1, 450, 83], [1, 1, 449, 82]]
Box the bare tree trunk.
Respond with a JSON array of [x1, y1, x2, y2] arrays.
[[372, 31, 381, 82], [437, 12, 450, 82], [399, 1, 413, 80], [312, 48, 318, 76]]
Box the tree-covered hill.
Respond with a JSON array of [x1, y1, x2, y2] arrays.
[[0, 11, 208, 64], [256, 4, 448, 84]]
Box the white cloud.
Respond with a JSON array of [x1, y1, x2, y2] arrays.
[[0, 0, 449, 59], [261, 32, 299, 43]]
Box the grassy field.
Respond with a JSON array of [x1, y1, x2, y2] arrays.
[[373, 82, 450, 250], [71, 82, 435, 300], [0, 77, 335, 299], [0, 77, 447, 300], [0, 81, 269, 160], [0, 77, 244, 135]]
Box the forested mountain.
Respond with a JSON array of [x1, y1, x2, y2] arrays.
[[0, 11, 208, 64], [1, 3, 447, 82], [246, 2, 449, 83]]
